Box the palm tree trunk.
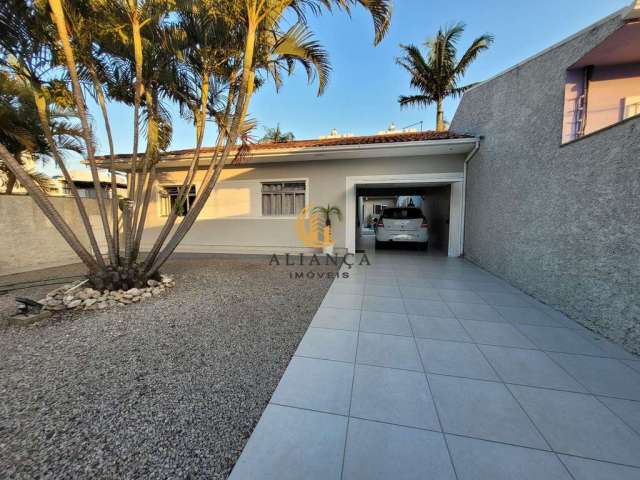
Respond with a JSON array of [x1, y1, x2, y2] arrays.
[[88, 63, 120, 263], [49, 0, 117, 267], [0, 143, 99, 271], [5, 171, 16, 194], [436, 98, 445, 132], [32, 90, 106, 268], [147, 11, 259, 276]]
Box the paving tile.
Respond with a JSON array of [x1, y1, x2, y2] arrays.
[[321, 293, 363, 310], [515, 325, 606, 355], [509, 385, 640, 466], [479, 345, 586, 392], [365, 276, 398, 286], [437, 289, 487, 304], [363, 296, 405, 314], [356, 332, 422, 371], [428, 375, 548, 449], [624, 359, 640, 374], [559, 456, 640, 480], [579, 334, 639, 360], [598, 396, 640, 434], [447, 302, 505, 322], [343, 419, 455, 480], [467, 281, 516, 293], [359, 311, 412, 336], [417, 339, 498, 381], [409, 315, 472, 342], [229, 404, 347, 480], [447, 435, 571, 480], [399, 286, 442, 300], [462, 320, 537, 348], [271, 357, 353, 415], [403, 299, 453, 317], [328, 282, 365, 296], [398, 277, 434, 288], [495, 306, 562, 327], [434, 280, 474, 291], [548, 353, 640, 401], [296, 328, 358, 363], [310, 307, 360, 331], [364, 284, 402, 298], [476, 291, 532, 307], [350, 364, 439, 430]]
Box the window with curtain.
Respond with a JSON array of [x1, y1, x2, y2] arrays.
[[261, 181, 306, 216]]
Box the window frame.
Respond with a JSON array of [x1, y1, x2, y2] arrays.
[[158, 184, 197, 217], [260, 179, 308, 218]]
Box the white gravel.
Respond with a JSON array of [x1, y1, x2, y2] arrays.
[[0, 254, 335, 479]]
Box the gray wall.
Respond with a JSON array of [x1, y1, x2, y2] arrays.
[[451, 13, 640, 354]]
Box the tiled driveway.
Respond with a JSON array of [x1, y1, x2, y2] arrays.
[[230, 252, 640, 480]]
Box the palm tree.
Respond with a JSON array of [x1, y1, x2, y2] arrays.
[[312, 204, 342, 227], [0, 0, 392, 289], [260, 124, 294, 143], [397, 23, 493, 131]]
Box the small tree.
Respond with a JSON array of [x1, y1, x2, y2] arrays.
[[260, 124, 294, 143], [397, 23, 493, 131], [0, 0, 391, 290]]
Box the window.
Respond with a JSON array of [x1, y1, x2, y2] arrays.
[[261, 181, 305, 216], [159, 185, 196, 216]]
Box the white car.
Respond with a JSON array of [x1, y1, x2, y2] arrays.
[[374, 207, 429, 249]]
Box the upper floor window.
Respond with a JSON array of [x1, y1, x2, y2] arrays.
[[562, 20, 640, 143], [261, 181, 306, 216]]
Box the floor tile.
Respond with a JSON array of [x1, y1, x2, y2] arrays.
[[322, 293, 363, 310], [329, 282, 365, 296], [598, 396, 640, 434], [350, 364, 439, 430], [479, 345, 586, 392], [296, 328, 358, 363], [399, 286, 442, 300], [495, 306, 561, 327], [462, 320, 536, 348], [509, 385, 640, 466], [409, 315, 472, 342], [271, 357, 353, 415], [548, 353, 640, 401], [363, 296, 405, 314], [447, 435, 571, 480], [311, 307, 360, 331], [580, 335, 639, 360], [417, 339, 498, 381], [428, 375, 548, 449], [435, 280, 474, 291], [476, 291, 532, 307], [364, 284, 402, 298], [624, 359, 640, 373], [403, 299, 453, 317], [360, 311, 412, 336], [559, 455, 640, 480], [357, 332, 422, 371], [343, 419, 455, 480], [447, 302, 504, 322], [365, 276, 398, 286], [437, 289, 487, 304], [229, 404, 347, 480], [515, 325, 606, 355]]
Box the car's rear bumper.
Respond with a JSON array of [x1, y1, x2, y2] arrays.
[[375, 230, 428, 243]]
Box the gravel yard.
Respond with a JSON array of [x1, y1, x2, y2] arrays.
[[0, 254, 336, 479]]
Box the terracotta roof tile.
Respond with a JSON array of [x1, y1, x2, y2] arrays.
[[100, 131, 472, 161]]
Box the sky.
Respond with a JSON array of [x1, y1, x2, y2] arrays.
[[49, 0, 631, 174]]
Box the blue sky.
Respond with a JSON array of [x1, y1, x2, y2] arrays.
[[53, 0, 629, 173]]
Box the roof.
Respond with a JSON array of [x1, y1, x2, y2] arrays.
[[101, 131, 473, 161], [53, 169, 128, 186]]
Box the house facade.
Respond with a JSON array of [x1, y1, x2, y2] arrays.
[[451, 3, 640, 352], [108, 131, 477, 258]]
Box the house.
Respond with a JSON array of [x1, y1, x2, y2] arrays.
[[450, 1, 640, 352], [51, 170, 128, 198], [105, 131, 478, 257]]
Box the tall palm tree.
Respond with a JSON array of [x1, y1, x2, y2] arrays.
[[397, 23, 493, 131], [260, 124, 294, 143]]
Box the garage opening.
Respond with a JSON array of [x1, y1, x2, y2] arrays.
[[355, 183, 453, 255]]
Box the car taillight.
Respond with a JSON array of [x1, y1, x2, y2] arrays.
[[421, 220, 428, 228], [377, 219, 384, 228]]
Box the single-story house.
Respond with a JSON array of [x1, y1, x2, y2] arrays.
[[105, 131, 479, 257]]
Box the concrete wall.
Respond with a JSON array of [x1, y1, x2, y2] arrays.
[[0, 195, 102, 276], [140, 154, 464, 255], [451, 12, 640, 353], [422, 186, 451, 251]]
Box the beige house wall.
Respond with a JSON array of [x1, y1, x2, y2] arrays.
[[0, 195, 103, 276], [141, 154, 465, 254]]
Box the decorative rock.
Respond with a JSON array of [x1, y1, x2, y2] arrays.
[[67, 299, 82, 308], [147, 279, 160, 287], [97, 302, 107, 309], [84, 298, 97, 307]]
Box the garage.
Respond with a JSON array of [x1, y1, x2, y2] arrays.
[[345, 173, 465, 257]]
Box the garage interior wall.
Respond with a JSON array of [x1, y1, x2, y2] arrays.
[[421, 186, 451, 252]]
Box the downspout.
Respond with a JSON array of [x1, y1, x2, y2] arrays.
[[460, 137, 481, 257]]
